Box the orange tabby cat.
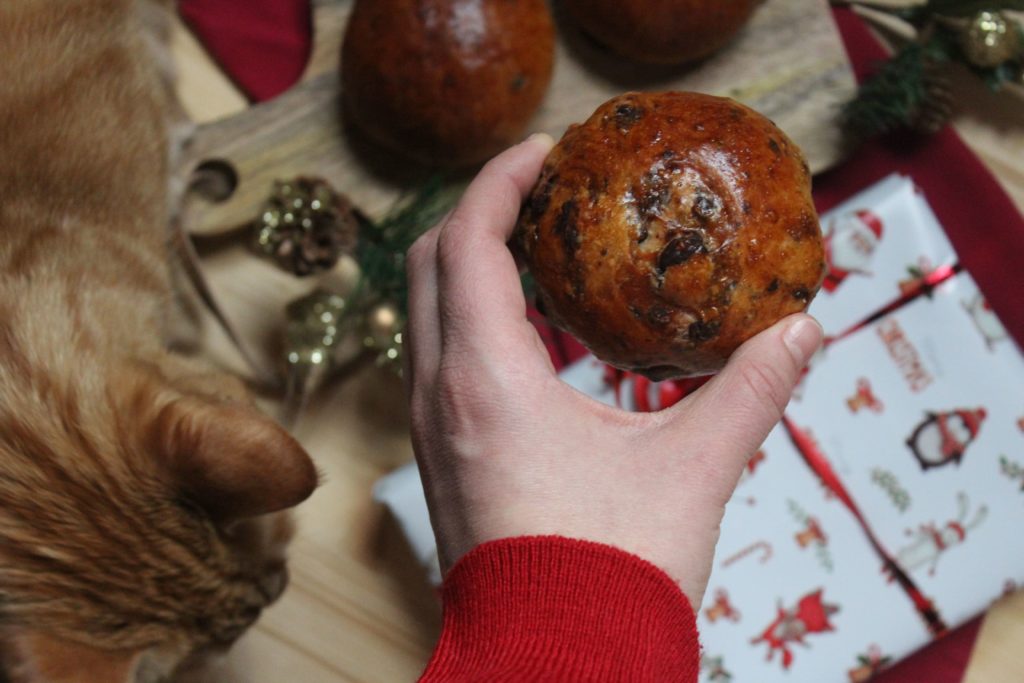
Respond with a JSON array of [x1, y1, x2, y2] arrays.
[[0, 1, 318, 681]]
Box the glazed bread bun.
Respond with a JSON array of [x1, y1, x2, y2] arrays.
[[341, 0, 555, 167], [564, 0, 760, 65], [516, 92, 825, 379]]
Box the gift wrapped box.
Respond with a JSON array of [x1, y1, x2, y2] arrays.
[[693, 271, 1024, 682], [376, 175, 1024, 681]]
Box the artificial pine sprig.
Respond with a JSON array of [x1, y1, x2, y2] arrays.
[[354, 179, 456, 316], [841, 39, 951, 138], [838, 1, 1024, 139]]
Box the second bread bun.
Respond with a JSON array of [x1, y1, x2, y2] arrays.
[[342, 0, 555, 167], [564, 0, 760, 65]]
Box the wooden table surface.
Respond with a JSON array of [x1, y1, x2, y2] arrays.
[[169, 13, 1024, 683]]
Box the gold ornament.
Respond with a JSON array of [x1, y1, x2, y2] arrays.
[[363, 301, 405, 374], [254, 178, 360, 276], [961, 11, 1022, 69], [284, 290, 351, 369]]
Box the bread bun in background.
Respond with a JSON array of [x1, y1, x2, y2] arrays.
[[516, 92, 825, 379], [563, 0, 761, 65], [342, 0, 555, 167]]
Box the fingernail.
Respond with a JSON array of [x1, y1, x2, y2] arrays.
[[525, 132, 555, 149], [783, 316, 823, 366]]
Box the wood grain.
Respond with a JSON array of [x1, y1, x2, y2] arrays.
[[170, 6, 1024, 683], [177, 0, 856, 237]]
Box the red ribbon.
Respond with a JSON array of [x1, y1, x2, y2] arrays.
[[781, 417, 947, 637]]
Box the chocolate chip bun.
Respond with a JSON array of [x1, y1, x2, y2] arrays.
[[341, 0, 555, 167], [516, 92, 825, 379], [564, 0, 760, 65]]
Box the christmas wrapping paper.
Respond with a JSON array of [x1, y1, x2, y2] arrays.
[[697, 271, 1024, 683], [375, 176, 1024, 681], [809, 175, 956, 337]]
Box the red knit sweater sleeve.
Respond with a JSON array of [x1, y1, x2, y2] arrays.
[[418, 536, 701, 682]]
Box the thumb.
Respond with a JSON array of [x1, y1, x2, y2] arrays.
[[662, 314, 822, 473]]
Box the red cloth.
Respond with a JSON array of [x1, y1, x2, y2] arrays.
[[419, 536, 700, 682], [178, 2, 1023, 680], [178, 0, 311, 102]]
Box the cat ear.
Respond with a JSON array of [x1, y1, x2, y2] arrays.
[[152, 399, 319, 520], [4, 631, 139, 683]]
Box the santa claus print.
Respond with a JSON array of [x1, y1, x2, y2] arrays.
[[751, 589, 839, 669], [895, 492, 987, 576], [822, 209, 884, 293], [906, 407, 986, 471]]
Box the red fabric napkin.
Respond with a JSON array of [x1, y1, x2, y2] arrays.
[[178, 0, 311, 102], [178, 2, 1024, 679]]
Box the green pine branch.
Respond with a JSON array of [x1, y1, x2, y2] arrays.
[[355, 179, 456, 315], [841, 36, 953, 139]]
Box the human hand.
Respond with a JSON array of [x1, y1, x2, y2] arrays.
[[404, 135, 823, 608]]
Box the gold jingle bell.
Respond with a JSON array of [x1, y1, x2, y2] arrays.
[[961, 11, 1022, 69], [363, 301, 405, 374], [284, 290, 350, 368]]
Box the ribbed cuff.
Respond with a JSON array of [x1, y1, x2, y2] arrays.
[[419, 536, 700, 682]]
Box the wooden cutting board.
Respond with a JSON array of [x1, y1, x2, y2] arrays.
[[178, 0, 856, 237]]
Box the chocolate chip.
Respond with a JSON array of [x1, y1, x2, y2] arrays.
[[767, 278, 779, 292], [657, 230, 706, 272], [571, 272, 585, 299], [647, 305, 671, 326], [768, 138, 781, 156], [641, 181, 670, 217], [793, 287, 809, 301], [787, 212, 820, 241], [688, 319, 719, 343], [615, 103, 644, 130], [525, 173, 558, 224], [692, 194, 719, 221], [554, 199, 580, 257]]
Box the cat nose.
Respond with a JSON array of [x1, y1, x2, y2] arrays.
[[257, 564, 289, 603]]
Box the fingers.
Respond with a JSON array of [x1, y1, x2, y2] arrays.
[[435, 134, 554, 369], [658, 314, 823, 476], [404, 226, 442, 389]]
